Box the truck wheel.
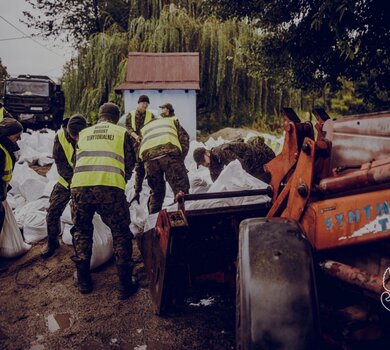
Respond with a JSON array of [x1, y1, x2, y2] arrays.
[[236, 217, 320, 350]]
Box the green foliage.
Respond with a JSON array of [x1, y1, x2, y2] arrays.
[[61, 28, 128, 122], [0, 58, 9, 99], [206, 0, 389, 110], [60, 1, 381, 132], [23, 0, 132, 45]]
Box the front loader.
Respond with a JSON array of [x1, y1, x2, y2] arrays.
[[139, 108, 390, 349]]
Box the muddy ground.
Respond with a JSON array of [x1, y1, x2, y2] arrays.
[[0, 240, 235, 350], [0, 164, 235, 350]]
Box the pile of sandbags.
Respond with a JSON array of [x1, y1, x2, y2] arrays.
[[2, 130, 279, 264]]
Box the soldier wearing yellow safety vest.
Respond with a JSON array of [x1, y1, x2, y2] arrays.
[[0, 118, 23, 232], [139, 102, 190, 214], [0, 102, 13, 122], [122, 95, 156, 205], [70, 102, 137, 299], [41, 115, 87, 259]]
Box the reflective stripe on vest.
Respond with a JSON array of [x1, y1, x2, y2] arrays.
[[139, 117, 182, 160], [71, 122, 126, 190], [130, 110, 152, 131], [57, 129, 74, 188], [0, 107, 4, 122], [0, 144, 13, 184]]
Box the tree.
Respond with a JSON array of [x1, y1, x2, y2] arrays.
[[0, 59, 9, 99], [23, 0, 132, 45], [205, 0, 389, 109]]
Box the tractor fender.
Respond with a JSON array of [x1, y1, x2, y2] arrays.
[[236, 217, 320, 350]]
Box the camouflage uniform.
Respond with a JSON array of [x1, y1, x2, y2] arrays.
[[70, 188, 133, 265], [125, 109, 156, 193], [70, 131, 136, 265], [209, 137, 275, 183], [46, 129, 75, 241], [142, 116, 190, 214]]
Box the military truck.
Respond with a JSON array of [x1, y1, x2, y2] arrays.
[[3, 74, 65, 130]]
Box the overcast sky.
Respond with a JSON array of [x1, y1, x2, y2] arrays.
[[0, 0, 73, 82]]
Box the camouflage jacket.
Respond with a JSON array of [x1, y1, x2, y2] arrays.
[[53, 128, 76, 186], [209, 139, 275, 182]]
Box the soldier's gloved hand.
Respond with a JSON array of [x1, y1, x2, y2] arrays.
[[129, 192, 140, 205]]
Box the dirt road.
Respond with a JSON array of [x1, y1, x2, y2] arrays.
[[0, 240, 235, 350]]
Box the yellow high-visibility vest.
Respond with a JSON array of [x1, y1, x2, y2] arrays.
[[0, 144, 13, 184], [129, 110, 152, 131], [139, 117, 181, 160], [57, 128, 74, 188], [0, 107, 4, 122], [71, 122, 127, 190]]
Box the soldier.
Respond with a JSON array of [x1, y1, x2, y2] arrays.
[[41, 115, 87, 259], [70, 102, 137, 300], [0, 101, 14, 122], [193, 137, 275, 183], [0, 118, 23, 232], [139, 102, 190, 214], [121, 95, 156, 204]]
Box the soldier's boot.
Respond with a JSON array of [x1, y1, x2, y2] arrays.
[[117, 264, 138, 300], [41, 238, 60, 259], [73, 261, 93, 294]]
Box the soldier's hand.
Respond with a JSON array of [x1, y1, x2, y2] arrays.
[[129, 192, 140, 205]]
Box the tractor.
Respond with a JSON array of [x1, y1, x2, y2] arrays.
[[139, 108, 390, 349]]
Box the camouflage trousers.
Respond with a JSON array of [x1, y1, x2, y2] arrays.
[[46, 182, 70, 240], [145, 155, 190, 214], [70, 191, 133, 265]]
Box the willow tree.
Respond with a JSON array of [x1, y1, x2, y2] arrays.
[[62, 4, 302, 131]]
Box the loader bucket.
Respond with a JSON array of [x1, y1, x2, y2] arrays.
[[139, 189, 272, 314]]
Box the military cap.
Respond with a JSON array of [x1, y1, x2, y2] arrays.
[[98, 102, 120, 123], [67, 114, 87, 137], [138, 95, 150, 104], [0, 117, 23, 137], [159, 103, 174, 114]]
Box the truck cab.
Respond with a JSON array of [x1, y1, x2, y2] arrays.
[[3, 74, 65, 130]]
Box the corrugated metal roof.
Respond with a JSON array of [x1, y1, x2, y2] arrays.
[[115, 52, 200, 91]]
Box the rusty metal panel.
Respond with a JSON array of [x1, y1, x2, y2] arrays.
[[115, 52, 200, 91], [302, 188, 390, 250], [323, 111, 390, 172]]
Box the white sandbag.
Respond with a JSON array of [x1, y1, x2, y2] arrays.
[[204, 136, 226, 148], [0, 201, 31, 258], [62, 223, 72, 245], [14, 198, 50, 229], [9, 162, 48, 196], [23, 211, 48, 243], [46, 163, 59, 182], [90, 215, 114, 269], [126, 184, 149, 235], [186, 160, 270, 210], [61, 203, 73, 225], [19, 178, 47, 202], [62, 215, 114, 270], [6, 193, 26, 210], [42, 180, 58, 198], [17, 130, 55, 165]]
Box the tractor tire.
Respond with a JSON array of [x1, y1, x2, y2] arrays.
[[236, 217, 320, 350]]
